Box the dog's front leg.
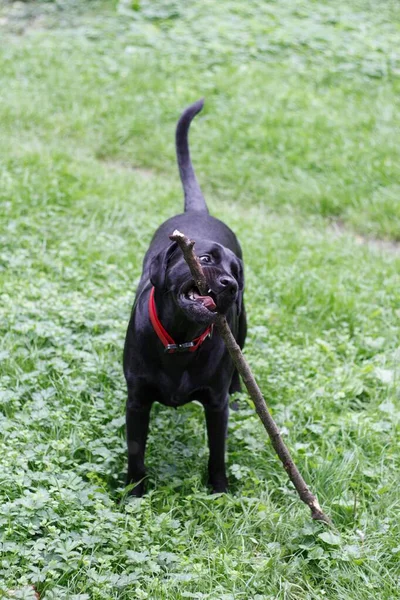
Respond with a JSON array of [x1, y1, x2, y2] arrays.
[[126, 390, 153, 497], [204, 398, 229, 493]]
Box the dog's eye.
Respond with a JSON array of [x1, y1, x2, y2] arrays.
[[199, 255, 211, 263]]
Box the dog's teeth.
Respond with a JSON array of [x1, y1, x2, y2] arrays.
[[208, 289, 212, 294], [187, 287, 202, 301]]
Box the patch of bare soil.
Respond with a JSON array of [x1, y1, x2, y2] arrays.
[[331, 220, 400, 256], [99, 158, 155, 179], [0, 1, 53, 34], [0, 0, 94, 35]]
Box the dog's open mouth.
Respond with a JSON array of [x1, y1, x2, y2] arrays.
[[185, 286, 216, 311]]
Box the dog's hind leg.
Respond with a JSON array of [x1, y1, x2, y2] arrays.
[[204, 397, 229, 493], [126, 388, 153, 497]]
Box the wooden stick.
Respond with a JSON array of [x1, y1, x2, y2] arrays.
[[170, 229, 331, 524]]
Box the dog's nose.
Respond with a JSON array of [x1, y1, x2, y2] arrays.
[[218, 276, 238, 297]]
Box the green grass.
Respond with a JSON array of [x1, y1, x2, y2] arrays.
[[0, 1, 400, 598]]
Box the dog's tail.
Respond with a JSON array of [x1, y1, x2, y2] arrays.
[[176, 98, 209, 213]]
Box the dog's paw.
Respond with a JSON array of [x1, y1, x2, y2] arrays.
[[126, 477, 146, 498], [211, 484, 228, 494], [209, 475, 228, 494], [129, 485, 145, 498]]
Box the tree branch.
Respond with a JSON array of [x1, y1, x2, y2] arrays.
[[170, 229, 331, 524]]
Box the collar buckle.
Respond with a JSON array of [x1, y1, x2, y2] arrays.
[[165, 342, 195, 354]]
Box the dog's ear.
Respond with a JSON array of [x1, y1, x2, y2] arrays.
[[149, 242, 178, 289], [233, 257, 244, 316]]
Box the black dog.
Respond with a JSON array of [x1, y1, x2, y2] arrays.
[[123, 99, 246, 496]]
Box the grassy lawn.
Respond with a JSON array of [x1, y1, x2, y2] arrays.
[[0, 0, 399, 598]]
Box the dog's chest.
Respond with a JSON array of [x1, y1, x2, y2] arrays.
[[156, 367, 210, 407]]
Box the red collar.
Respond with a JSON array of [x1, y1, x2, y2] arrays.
[[148, 287, 213, 354]]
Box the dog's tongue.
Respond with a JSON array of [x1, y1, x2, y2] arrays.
[[197, 295, 216, 311]]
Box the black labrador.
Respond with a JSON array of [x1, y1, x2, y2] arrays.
[[123, 99, 247, 496]]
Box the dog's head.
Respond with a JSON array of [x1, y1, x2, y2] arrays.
[[150, 239, 244, 325]]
